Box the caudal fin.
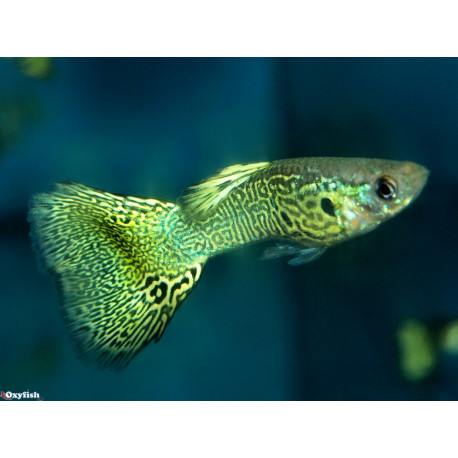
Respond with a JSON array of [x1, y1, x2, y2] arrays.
[[28, 182, 204, 369]]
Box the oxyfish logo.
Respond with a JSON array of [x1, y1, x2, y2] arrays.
[[1, 390, 43, 400]]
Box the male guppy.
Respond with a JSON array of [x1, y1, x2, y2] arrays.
[[29, 157, 429, 368]]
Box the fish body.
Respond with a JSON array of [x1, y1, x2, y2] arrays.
[[28, 157, 429, 368]]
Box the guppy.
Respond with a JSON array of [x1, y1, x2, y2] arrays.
[[28, 157, 429, 368]]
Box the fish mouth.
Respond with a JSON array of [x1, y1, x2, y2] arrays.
[[404, 162, 430, 200]]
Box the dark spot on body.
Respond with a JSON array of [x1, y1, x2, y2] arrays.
[[320, 198, 336, 217], [306, 200, 317, 209]]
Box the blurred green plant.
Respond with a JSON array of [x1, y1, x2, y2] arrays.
[[397, 319, 438, 382], [5, 57, 54, 79], [397, 318, 458, 383]]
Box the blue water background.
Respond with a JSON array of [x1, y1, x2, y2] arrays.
[[0, 58, 456, 400]]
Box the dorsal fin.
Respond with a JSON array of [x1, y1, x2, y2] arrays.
[[180, 161, 269, 218]]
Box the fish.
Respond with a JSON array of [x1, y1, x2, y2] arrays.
[[28, 157, 429, 369]]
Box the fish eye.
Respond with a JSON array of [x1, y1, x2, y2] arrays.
[[375, 176, 397, 200]]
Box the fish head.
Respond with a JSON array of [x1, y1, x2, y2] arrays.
[[339, 159, 429, 238]]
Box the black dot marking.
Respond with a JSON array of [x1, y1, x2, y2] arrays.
[[280, 211, 293, 227], [150, 282, 168, 303], [320, 198, 336, 217]]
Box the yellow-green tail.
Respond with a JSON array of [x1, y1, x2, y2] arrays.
[[28, 182, 204, 369]]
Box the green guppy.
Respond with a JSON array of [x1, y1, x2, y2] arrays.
[[28, 157, 429, 368]]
